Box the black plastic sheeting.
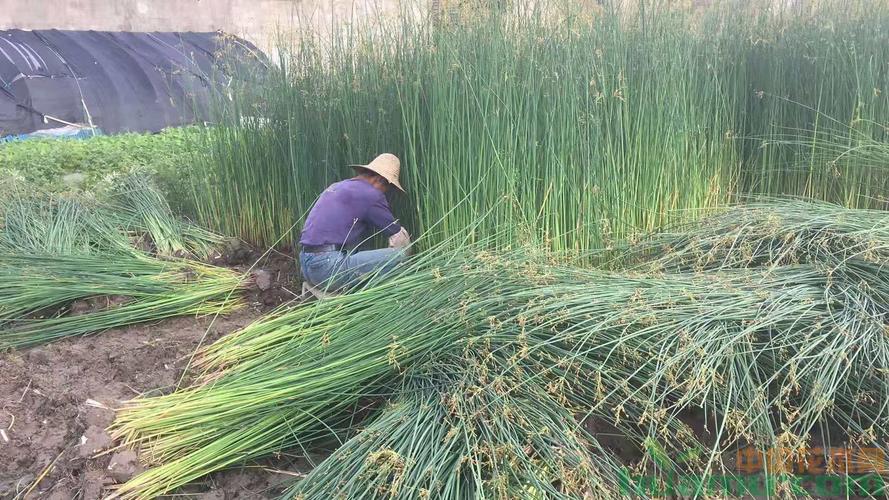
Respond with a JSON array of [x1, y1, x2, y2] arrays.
[[0, 30, 265, 136]]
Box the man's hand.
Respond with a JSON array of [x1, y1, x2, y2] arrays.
[[389, 227, 411, 252]]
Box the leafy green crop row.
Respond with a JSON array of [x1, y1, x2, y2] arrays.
[[0, 127, 202, 212]]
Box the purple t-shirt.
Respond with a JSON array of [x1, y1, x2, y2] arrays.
[[299, 178, 402, 248]]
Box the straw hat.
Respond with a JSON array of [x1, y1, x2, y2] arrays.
[[351, 153, 405, 193]]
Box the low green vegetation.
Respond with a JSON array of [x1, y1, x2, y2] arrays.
[[0, 128, 201, 212]]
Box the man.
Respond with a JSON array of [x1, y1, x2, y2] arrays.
[[298, 153, 411, 291]]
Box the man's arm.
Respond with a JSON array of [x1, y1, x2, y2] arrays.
[[365, 195, 402, 237]]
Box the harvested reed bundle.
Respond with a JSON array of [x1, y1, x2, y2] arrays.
[[288, 254, 889, 499], [0, 176, 244, 349], [0, 195, 135, 255], [109, 262, 813, 498], [0, 252, 245, 349], [108, 174, 225, 259], [288, 359, 626, 499], [625, 201, 889, 446], [110, 256, 506, 498], [112, 199, 889, 499], [0, 178, 225, 258], [632, 200, 889, 273]]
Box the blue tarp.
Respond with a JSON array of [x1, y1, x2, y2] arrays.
[[0, 125, 103, 143]]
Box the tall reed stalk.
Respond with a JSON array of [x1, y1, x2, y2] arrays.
[[187, 0, 888, 251]]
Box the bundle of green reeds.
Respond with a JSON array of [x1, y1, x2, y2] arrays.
[[632, 200, 889, 274], [107, 174, 226, 259], [0, 194, 133, 255], [288, 359, 627, 499], [0, 252, 245, 349], [0, 176, 224, 259], [111, 202, 889, 499], [0, 178, 243, 349]]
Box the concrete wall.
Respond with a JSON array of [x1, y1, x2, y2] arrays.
[[0, 0, 807, 54], [0, 0, 402, 53]]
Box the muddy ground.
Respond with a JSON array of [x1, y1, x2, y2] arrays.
[[0, 253, 305, 499]]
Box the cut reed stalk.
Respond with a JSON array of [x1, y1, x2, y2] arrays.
[[111, 202, 889, 499]]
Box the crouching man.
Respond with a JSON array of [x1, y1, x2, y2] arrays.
[[298, 153, 411, 291]]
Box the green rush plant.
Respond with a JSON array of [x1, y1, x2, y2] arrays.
[[0, 177, 225, 259], [190, 0, 888, 252], [106, 173, 226, 259], [0, 252, 245, 349], [760, 113, 889, 208], [111, 202, 889, 499]]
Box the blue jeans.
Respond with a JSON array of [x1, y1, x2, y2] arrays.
[[299, 248, 406, 290]]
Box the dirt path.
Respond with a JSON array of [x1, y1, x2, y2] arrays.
[[0, 309, 302, 499]]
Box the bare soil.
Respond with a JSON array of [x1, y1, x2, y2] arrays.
[[0, 312, 303, 499], [0, 252, 307, 500]]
